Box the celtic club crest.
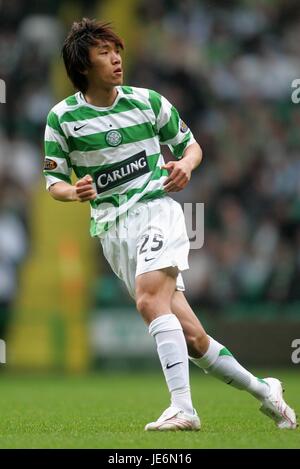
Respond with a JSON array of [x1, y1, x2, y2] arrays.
[[105, 129, 123, 147]]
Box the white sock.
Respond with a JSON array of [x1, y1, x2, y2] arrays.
[[149, 313, 194, 415], [189, 336, 270, 400]]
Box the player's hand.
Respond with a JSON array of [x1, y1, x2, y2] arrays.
[[73, 175, 97, 202], [162, 160, 192, 192]]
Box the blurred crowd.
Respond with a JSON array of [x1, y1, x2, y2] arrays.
[[0, 0, 62, 336], [131, 0, 300, 311], [1, 0, 300, 322]]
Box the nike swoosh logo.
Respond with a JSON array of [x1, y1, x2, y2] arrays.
[[166, 362, 183, 369], [74, 124, 87, 131], [144, 257, 155, 262]]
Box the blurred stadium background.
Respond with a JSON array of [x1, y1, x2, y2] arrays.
[[1, 0, 300, 375]]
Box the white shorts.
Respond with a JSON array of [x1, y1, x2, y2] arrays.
[[99, 196, 190, 299]]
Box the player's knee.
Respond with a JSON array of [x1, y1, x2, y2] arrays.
[[136, 292, 159, 319], [186, 331, 209, 358]]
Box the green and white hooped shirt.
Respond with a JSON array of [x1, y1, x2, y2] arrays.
[[44, 86, 196, 236]]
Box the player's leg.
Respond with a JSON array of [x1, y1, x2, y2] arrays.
[[100, 205, 199, 430], [170, 290, 210, 358], [135, 268, 200, 431], [171, 291, 297, 429], [171, 291, 269, 398]]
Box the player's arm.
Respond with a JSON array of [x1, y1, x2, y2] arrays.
[[150, 90, 203, 192], [162, 142, 202, 192], [44, 110, 97, 203], [49, 175, 97, 202]]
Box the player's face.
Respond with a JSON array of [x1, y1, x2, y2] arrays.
[[85, 40, 123, 90]]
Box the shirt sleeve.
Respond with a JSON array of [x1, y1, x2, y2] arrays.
[[44, 110, 72, 189], [149, 90, 196, 160]]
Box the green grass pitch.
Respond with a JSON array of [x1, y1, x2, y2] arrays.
[[0, 370, 298, 448]]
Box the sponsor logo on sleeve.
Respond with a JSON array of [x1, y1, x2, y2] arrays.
[[180, 120, 189, 133], [93, 150, 150, 194], [44, 158, 58, 170]]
